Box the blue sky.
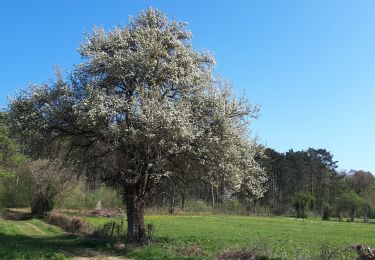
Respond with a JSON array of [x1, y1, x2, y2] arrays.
[[0, 1, 374, 173]]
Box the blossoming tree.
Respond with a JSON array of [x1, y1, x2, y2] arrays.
[[9, 8, 266, 243]]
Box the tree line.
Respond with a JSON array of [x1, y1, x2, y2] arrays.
[[259, 148, 374, 220], [151, 146, 374, 221]]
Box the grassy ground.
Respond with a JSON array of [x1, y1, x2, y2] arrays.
[[1, 210, 374, 259], [0, 215, 124, 259], [82, 214, 374, 259]]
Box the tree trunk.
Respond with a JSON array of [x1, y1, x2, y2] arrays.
[[350, 206, 355, 222], [211, 184, 215, 208], [181, 192, 186, 210], [364, 206, 369, 223], [31, 194, 53, 216], [124, 192, 146, 243], [253, 199, 257, 215]]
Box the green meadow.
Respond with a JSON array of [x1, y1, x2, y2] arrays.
[[83, 214, 373, 259], [2, 212, 373, 259]]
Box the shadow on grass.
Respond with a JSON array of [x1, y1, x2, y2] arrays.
[[0, 231, 194, 260], [1, 209, 34, 221], [0, 232, 122, 259]]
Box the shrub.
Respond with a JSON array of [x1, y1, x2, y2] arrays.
[[217, 249, 257, 260], [185, 200, 212, 212], [177, 245, 207, 257], [0, 174, 30, 208], [220, 199, 243, 213], [45, 211, 94, 234], [21, 159, 74, 215]]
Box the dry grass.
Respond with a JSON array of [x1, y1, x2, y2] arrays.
[[216, 249, 257, 260], [177, 245, 207, 257], [45, 211, 94, 235]]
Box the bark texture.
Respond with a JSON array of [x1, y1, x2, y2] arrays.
[[124, 191, 146, 243]]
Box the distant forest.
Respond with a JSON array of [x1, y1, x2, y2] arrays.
[[153, 148, 374, 221]]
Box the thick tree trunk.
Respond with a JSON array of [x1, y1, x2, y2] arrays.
[[124, 193, 146, 243]]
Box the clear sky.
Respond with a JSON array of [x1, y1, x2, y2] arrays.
[[0, 1, 374, 173]]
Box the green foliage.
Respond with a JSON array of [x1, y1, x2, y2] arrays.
[[21, 159, 74, 215], [0, 112, 29, 209], [185, 200, 212, 212], [0, 167, 15, 178], [259, 147, 375, 222], [336, 189, 364, 221], [0, 173, 30, 208], [0, 183, 30, 208], [293, 192, 314, 218], [260, 148, 339, 215], [56, 179, 123, 210], [219, 199, 244, 213]]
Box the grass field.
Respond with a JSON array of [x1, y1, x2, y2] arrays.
[[1, 211, 374, 259], [82, 214, 374, 259]]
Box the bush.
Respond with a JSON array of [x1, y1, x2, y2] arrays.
[[217, 249, 259, 260], [220, 199, 244, 213], [217, 241, 275, 260], [0, 174, 30, 208], [25, 159, 73, 215], [185, 200, 212, 212], [45, 211, 94, 234]]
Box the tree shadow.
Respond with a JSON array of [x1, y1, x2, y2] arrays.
[[1, 208, 34, 221], [0, 232, 123, 259]]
